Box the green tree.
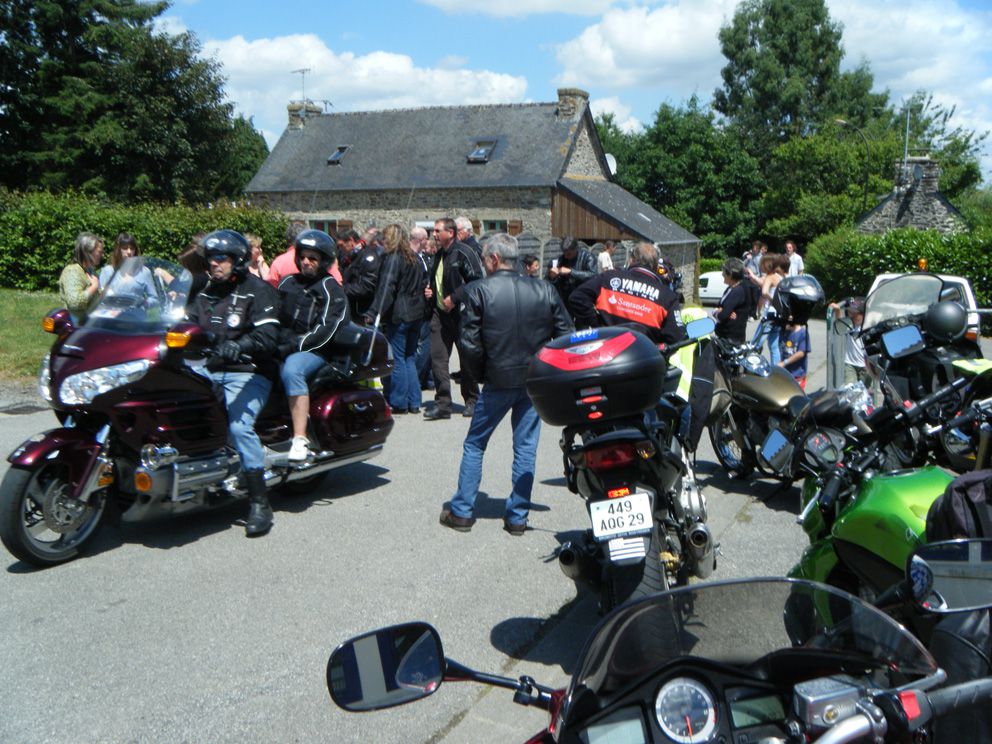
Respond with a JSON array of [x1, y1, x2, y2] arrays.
[[0, 0, 267, 202]]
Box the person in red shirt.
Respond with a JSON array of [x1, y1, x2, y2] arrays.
[[268, 221, 343, 287]]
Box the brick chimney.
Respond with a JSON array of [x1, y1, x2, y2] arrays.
[[894, 155, 940, 194], [287, 101, 323, 130], [556, 88, 589, 121]]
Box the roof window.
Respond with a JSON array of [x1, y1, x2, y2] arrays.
[[327, 146, 349, 165], [467, 140, 496, 164]]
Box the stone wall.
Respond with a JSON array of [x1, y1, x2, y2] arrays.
[[857, 156, 968, 235], [250, 186, 555, 241], [563, 119, 607, 180]]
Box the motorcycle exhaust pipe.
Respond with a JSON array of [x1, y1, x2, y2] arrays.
[[558, 541, 600, 587], [687, 523, 716, 579]]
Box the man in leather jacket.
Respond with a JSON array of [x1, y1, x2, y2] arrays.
[[340, 229, 380, 321], [439, 233, 573, 535], [276, 230, 350, 463], [569, 242, 686, 347], [187, 230, 281, 537], [424, 217, 484, 419], [546, 236, 597, 313]]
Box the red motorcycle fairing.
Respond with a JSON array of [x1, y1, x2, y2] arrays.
[[7, 427, 102, 498]]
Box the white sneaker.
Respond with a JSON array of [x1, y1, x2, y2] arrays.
[[288, 436, 310, 462]]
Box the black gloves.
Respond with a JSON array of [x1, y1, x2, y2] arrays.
[[215, 340, 244, 363]]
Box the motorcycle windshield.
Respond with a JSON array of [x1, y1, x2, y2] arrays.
[[863, 273, 944, 330], [568, 578, 935, 702], [85, 257, 192, 333]]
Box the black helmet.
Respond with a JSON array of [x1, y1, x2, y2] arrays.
[[202, 230, 251, 277], [294, 229, 337, 274], [925, 300, 968, 343]]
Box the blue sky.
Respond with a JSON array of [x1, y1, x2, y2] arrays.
[[160, 0, 992, 182]]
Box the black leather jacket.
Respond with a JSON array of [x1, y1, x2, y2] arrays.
[[342, 245, 381, 319], [365, 252, 427, 325], [429, 240, 484, 314], [460, 269, 573, 389], [187, 273, 281, 377], [277, 274, 350, 358], [545, 247, 598, 306]]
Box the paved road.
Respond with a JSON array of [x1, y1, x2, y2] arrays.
[[0, 319, 901, 743]]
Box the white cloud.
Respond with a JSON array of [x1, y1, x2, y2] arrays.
[[590, 96, 643, 132], [555, 1, 737, 92], [418, 0, 614, 17], [201, 34, 528, 148]]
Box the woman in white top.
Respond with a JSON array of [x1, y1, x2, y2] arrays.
[[755, 253, 790, 365]]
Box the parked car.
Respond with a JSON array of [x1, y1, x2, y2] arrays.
[[698, 270, 727, 306], [868, 272, 980, 341]]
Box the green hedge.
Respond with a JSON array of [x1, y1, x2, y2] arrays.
[[700, 257, 724, 274], [0, 191, 289, 291], [806, 226, 992, 309]]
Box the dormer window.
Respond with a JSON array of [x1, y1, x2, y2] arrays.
[[467, 140, 496, 164], [327, 146, 349, 165]]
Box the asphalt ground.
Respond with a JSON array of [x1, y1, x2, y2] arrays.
[[1, 319, 985, 743]]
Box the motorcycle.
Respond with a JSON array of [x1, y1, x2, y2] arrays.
[[707, 275, 830, 481], [0, 256, 394, 567], [858, 271, 987, 470], [524, 317, 716, 612], [789, 323, 992, 604], [327, 539, 992, 743]]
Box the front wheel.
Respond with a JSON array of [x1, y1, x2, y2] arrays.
[[601, 524, 668, 613], [708, 407, 754, 478], [0, 464, 107, 567]]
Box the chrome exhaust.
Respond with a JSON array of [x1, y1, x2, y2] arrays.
[[687, 522, 716, 579]]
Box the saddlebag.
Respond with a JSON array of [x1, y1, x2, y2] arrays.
[[311, 389, 392, 454]]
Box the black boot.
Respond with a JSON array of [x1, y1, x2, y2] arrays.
[[244, 469, 273, 537]]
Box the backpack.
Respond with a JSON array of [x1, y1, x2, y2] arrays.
[[926, 469, 992, 541]]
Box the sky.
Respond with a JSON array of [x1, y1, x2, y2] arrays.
[[158, 0, 992, 182]]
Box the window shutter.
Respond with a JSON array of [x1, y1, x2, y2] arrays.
[[508, 220, 523, 236]]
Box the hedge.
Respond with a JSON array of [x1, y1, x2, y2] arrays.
[[0, 191, 289, 292], [805, 226, 992, 311], [700, 257, 724, 274]]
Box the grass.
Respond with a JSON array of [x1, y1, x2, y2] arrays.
[[0, 289, 61, 381]]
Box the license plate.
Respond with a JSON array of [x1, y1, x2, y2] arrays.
[[589, 492, 652, 541]]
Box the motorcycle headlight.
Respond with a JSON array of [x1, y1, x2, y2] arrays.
[[59, 359, 151, 406], [38, 352, 52, 403]]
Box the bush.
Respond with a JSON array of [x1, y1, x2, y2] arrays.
[[700, 257, 724, 274], [806, 226, 992, 308], [0, 191, 289, 291]]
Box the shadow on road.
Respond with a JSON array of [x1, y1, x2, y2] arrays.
[[696, 460, 800, 515]]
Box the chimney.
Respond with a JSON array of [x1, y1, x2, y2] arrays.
[[287, 101, 323, 130], [556, 88, 589, 121], [895, 155, 940, 193]]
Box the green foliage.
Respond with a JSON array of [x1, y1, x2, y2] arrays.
[[0, 0, 268, 203], [0, 289, 60, 380], [0, 191, 288, 292], [700, 258, 725, 274], [956, 187, 992, 231], [806, 226, 992, 309]]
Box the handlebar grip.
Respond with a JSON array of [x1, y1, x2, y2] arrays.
[[928, 679, 992, 719], [914, 376, 969, 414], [819, 468, 845, 511], [942, 407, 981, 433]]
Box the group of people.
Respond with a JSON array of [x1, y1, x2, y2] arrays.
[[711, 240, 812, 388]]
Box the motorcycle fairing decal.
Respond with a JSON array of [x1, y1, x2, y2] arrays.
[[537, 332, 637, 371]]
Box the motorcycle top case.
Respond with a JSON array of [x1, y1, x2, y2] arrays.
[[771, 275, 824, 325], [526, 326, 666, 427]]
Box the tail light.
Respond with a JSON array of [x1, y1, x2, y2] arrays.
[[585, 442, 637, 472]]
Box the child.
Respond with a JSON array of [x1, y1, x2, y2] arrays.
[[829, 297, 871, 388], [779, 318, 811, 389]]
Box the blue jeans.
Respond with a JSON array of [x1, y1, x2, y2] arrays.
[[752, 319, 782, 365], [281, 351, 327, 397], [199, 369, 272, 471], [448, 386, 541, 525], [386, 321, 422, 411]]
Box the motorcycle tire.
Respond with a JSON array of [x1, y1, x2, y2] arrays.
[[0, 464, 107, 568], [708, 408, 754, 478], [601, 524, 668, 613]]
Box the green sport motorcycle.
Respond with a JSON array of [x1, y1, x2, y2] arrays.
[[788, 325, 992, 602]]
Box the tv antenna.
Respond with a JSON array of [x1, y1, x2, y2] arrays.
[[291, 68, 311, 103]]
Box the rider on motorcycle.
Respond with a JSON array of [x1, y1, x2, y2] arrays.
[[187, 229, 281, 537], [275, 230, 350, 463], [569, 242, 685, 346]]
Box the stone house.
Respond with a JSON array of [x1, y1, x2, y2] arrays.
[[246, 88, 701, 294], [857, 156, 968, 234]]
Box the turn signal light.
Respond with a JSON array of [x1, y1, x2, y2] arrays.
[[165, 330, 192, 349], [135, 471, 153, 493], [42, 317, 56, 333]]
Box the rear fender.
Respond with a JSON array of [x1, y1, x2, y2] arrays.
[[8, 428, 102, 498]]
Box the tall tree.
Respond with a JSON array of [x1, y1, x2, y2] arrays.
[[0, 0, 267, 202]]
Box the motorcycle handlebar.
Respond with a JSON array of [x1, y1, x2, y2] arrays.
[[911, 375, 969, 416], [927, 678, 992, 719], [818, 468, 845, 511]]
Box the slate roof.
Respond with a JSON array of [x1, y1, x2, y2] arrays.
[[558, 178, 699, 246], [247, 103, 589, 193]]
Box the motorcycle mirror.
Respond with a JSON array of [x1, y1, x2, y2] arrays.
[[907, 539, 992, 614], [939, 285, 964, 304], [685, 317, 715, 340], [327, 622, 445, 712], [880, 325, 925, 359]]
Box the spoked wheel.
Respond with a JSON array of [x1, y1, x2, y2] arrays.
[[0, 464, 107, 567], [708, 408, 754, 478], [601, 524, 668, 614]]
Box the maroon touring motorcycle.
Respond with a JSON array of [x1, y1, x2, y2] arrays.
[[0, 256, 393, 567]]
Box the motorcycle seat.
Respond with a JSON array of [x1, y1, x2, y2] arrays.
[[808, 389, 854, 426]]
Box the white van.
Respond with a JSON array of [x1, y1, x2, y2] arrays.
[[868, 273, 981, 341]]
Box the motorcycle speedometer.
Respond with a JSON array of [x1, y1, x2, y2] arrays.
[[654, 677, 717, 743]]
